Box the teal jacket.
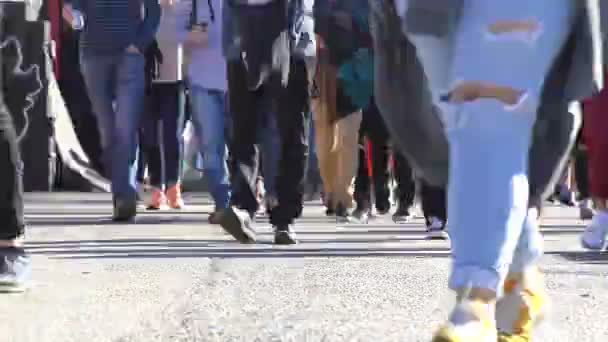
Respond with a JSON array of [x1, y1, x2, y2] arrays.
[[315, 0, 374, 110]]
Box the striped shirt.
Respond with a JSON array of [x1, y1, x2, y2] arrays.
[[69, 0, 161, 55]]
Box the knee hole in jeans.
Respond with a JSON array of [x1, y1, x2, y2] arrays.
[[445, 81, 528, 110], [485, 19, 543, 44]]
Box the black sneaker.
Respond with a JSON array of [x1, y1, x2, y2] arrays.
[[375, 201, 391, 216], [218, 207, 256, 244], [351, 205, 371, 224], [426, 217, 449, 240], [0, 247, 31, 293], [112, 198, 137, 222], [392, 205, 413, 223], [325, 198, 336, 216], [335, 202, 349, 222], [274, 225, 298, 245]]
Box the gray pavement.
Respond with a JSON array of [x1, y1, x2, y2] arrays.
[[1, 192, 608, 342]]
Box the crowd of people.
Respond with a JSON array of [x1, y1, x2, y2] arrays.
[[2, 0, 608, 341]]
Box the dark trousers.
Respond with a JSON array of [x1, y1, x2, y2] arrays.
[[354, 100, 391, 210], [574, 148, 590, 200], [58, 30, 103, 174], [228, 58, 311, 226], [393, 152, 446, 223], [354, 99, 446, 222], [139, 82, 184, 188], [306, 117, 322, 187], [0, 98, 24, 240], [0, 4, 24, 239]]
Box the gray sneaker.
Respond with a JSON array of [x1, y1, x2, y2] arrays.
[[219, 207, 257, 244], [426, 217, 449, 240], [0, 247, 31, 293]]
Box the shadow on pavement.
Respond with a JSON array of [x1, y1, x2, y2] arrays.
[[25, 238, 451, 259], [25, 215, 212, 227], [550, 251, 608, 265]]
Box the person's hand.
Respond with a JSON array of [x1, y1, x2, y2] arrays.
[[62, 3, 74, 24], [125, 45, 142, 54]]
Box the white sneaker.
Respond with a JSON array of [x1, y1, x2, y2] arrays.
[[427, 216, 449, 240], [581, 214, 608, 251]]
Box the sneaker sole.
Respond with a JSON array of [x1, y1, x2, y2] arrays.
[[219, 208, 256, 244], [393, 216, 413, 223], [433, 327, 495, 342], [146, 205, 169, 211], [431, 328, 457, 342], [0, 282, 27, 293], [337, 216, 367, 224], [427, 231, 449, 240], [274, 233, 298, 245]]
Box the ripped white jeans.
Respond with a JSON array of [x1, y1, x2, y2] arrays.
[[401, 0, 576, 294]]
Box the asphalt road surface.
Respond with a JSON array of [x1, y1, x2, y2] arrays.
[[1, 193, 607, 342]]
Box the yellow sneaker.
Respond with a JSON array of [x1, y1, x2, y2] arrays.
[[497, 333, 531, 342], [496, 273, 548, 341], [432, 299, 497, 342]]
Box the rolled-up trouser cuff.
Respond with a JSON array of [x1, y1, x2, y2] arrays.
[[449, 265, 506, 297]]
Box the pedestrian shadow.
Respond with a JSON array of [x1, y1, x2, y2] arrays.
[[25, 215, 213, 227], [549, 250, 608, 265], [24, 213, 430, 228], [25, 238, 451, 259]]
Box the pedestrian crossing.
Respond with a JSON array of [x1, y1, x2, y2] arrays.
[[23, 192, 586, 260]]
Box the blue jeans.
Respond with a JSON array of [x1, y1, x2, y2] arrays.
[[404, 1, 575, 293], [189, 86, 231, 209], [80, 51, 145, 200]]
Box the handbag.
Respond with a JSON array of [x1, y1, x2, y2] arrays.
[[402, 0, 464, 37]]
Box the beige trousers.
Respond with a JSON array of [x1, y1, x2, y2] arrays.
[[312, 63, 362, 209]]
